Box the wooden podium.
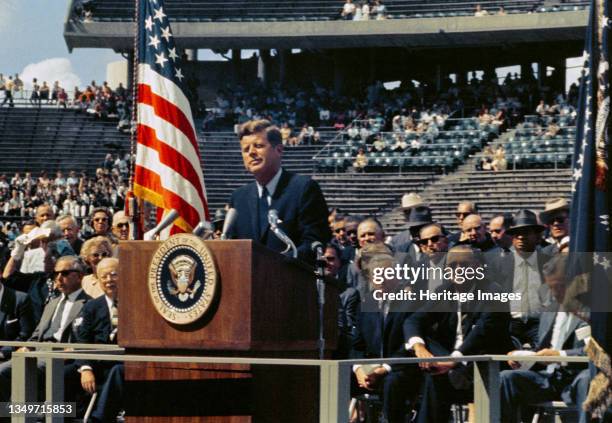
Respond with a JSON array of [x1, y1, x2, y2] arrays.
[[118, 240, 338, 422]]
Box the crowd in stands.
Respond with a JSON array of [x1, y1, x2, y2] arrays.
[[0, 153, 130, 231]]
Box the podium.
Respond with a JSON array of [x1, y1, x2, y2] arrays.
[[118, 239, 338, 422]]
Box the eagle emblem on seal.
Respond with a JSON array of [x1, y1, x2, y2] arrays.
[[166, 255, 202, 302]]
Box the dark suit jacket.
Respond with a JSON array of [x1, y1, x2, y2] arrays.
[[73, 295, 116, 369], [29, 290, 91, 342], [403, 280, 514, 355], [0, 286, 34, 359], [228, 169, 330, 263], [352, 299, 412, 360]]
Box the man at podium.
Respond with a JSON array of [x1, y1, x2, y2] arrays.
[[228, 119, 330, 262]]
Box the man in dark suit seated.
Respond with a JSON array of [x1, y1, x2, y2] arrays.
[[0, 280, 34, 361], [351, 243, 420, 423], [489, 210, 552, 348], [457, 214, 499, 252], [404, 245, 513, 423], [0, 255, 91, 402], [228, 119, 330, 263], [64, 257, 121, 419], [500, 253, 591, 423]]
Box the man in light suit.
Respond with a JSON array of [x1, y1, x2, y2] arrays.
[[228, 119, 330, 263], [0, 255, 91, 402], [500, 253, 591, 423], [0, 280, 34, 361], [488, 209, 552, 348]]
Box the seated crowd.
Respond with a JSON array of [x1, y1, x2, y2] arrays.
[[0, 154, 129, 226], [327, 194, 591, 422]]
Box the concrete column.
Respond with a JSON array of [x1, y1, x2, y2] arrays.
[[520, 63, 534, 82], [537, 62, 547, 88], [127, 50, 135, 92], [435, 64, 442, 92], [257, 49, 271, 86], [333, 58, 344, 95], [185, 49, 197, 61], [231, 49, 242, 84], [278, 49, 289, 86]]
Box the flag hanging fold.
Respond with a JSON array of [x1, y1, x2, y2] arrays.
[[569, 0, 612, 417], [133, 0, 209, 234]]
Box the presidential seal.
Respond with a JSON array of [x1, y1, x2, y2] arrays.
[[148, 233, 218, 325]]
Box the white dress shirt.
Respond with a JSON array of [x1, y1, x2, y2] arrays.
[[256, 167, 283, 205]]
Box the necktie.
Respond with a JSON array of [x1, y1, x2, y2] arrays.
[[258, 186, 269, 238], [110, 300, 119, 342], [44, 296, 67, 341], [111, 300, 119, 328], [520, 260, 530, 321]]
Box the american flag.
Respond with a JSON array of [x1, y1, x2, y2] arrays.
[[133, 0, 209, 234], [569, 0, 612, 416]]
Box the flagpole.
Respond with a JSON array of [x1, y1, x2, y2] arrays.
[[127, 0, 144, 240]]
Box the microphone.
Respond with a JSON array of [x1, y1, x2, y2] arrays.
[[192, 220, 213, 238], [143, 209, 179, 241], [311, 241, 324, 255], [268, 209, 297, 258], [220, 208, 238, 240]]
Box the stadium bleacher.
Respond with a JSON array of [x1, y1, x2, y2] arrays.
[[80, 0, 589, 22], [0, 108, 129, 175]]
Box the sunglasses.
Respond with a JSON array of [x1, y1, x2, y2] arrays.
[[53, 269, 79, 278], [550, 216, 568, 224], [115, 222, 129, 229], [346, 230, 358, 236], [417, 235, 443, 245], [334, 227, 345, 233]]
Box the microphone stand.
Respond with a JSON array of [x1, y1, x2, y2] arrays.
[[313, 244, 326, 359]]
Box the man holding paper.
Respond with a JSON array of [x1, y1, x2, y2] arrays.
[[500, 253, 591, 423]]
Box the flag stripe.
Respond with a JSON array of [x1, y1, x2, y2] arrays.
[[138, 83, 198, 152], [138, 64, 194, 126], [136, 144, 204, 217], [136, 124, 206, 208], [137, 104, 205, 191], [134, 165, 201, 231]]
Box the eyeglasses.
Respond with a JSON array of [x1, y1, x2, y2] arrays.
[[417, 235, 443, 245], [90, 252, 110, 259], [53, 269, 79, 278], [100, 271, 119, 281], [115, 222, 129, 229]]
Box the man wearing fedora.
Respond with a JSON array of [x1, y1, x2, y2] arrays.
[[489, 209, 552, 348], [389, 193, 430, 254], [539, 198, 570, 255]]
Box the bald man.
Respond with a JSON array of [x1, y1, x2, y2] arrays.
[[458, 214, 497, 252]]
